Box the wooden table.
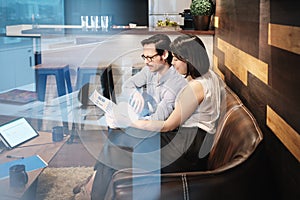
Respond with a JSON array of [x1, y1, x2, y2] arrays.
[[0, 132, 68, 200]]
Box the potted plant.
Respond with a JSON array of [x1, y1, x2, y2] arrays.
[[190, 0, 214, 30]]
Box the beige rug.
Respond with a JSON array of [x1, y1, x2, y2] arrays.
[[36, 167, 94, 200]]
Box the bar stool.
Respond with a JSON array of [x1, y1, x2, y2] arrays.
[[34, 64, 73, 101], [34, 63, 73, 132], [76, 64, 115, 106]]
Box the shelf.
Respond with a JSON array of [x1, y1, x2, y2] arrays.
[[179, 29, 215, 35]]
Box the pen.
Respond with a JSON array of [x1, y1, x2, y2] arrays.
[[6, 155, 24, 159]]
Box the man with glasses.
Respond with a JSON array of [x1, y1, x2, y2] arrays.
[[122, 33, 187, 120]]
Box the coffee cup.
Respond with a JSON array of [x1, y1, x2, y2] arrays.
[[9, 164, 28, 188], [52, 126, 64, 142]]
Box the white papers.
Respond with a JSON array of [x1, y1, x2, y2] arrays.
[[89, 90, 139, 128], [89, 90, 115, 114]]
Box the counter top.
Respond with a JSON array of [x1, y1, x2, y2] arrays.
[[6, 25, 215, 37], [6, 25, 82, 37]]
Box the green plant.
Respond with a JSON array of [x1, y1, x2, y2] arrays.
[[156, 18, 178, 27], [190, 0, 213, 16]]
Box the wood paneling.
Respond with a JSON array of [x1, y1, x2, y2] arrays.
[[217, 38, 268, 85], [268, 23, 300, 55], [213, 54, 224, 80], [214, 16, 219, 28], [215, 0, 260, 55], [215, 0, 300, 198], [270, 47, 300, 105], [266, 106, 300, 162]]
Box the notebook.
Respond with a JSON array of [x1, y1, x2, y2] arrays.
[[0, 118, 39, 149]]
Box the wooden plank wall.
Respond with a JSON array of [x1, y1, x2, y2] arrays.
[[213, 0, 300, 199]]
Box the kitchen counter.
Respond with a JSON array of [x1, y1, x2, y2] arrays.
[[6, 25, 81, 37], [6, 24, 214, 37]]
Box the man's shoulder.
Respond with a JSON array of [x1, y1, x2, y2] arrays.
[[167, 74, 186, 85], [165, 69, 187, 88], [168, 67, 186, 82]]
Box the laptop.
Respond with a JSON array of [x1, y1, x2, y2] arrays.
[[0, 117, 39, 150]]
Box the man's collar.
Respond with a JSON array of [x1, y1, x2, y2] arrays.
[[157, 65, 175, 84]]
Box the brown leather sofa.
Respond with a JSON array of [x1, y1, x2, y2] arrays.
[[104, 85, 270, 200]]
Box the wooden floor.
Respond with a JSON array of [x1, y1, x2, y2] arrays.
[[49, 137, 97, 168], [49, 129, 108, 168]]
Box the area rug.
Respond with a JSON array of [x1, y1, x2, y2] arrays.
[[36, 167, 94, 200], [0, 89, 37, 104]]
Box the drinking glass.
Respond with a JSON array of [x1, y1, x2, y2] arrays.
[[100, 15, 111, 31], [101, 16, 108, 31], [81, 16, 89, 31], [91, 16, 99, 31]]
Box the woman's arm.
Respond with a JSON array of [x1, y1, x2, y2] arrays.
[[132, 81, 204, 132]]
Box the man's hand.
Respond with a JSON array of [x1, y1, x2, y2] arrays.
[[129, 91, 145, 114]]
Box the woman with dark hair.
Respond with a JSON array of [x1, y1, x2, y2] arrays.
[[171, 34, 209, 80]]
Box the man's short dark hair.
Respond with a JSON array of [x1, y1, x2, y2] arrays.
[[141, 34, 173, 65]]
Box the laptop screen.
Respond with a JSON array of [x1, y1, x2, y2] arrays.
[[0, 117, 39, 149]]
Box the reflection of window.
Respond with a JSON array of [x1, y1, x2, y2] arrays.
[[1, 0, 64, 28], [64, 0, 148, 26]]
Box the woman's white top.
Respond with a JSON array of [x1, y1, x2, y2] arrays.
[[182, 70, 222, 135]]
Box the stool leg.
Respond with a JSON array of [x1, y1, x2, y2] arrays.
[[37, 74, 47, 101], [58, 95, 70, 133], [76, 69, 82, 90], [55, 69, 67, 97], [80, 75, 91, 107], [76, 69, 91, 90], [64, 67, 73, 93], [55, 70, 69, 130]]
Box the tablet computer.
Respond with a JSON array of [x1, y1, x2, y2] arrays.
[[0, 117, 39, 149]]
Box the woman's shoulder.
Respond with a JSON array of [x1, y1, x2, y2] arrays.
[[185, 80, 204, 102], [189, 78, 203, 86]]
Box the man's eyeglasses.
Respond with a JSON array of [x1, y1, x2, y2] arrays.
[[141, 53, 160, 62]]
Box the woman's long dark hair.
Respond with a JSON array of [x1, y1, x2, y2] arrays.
[[170, 34, 210, 78]]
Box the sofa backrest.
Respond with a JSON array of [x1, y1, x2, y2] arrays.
[[207, 86, 263, 170], [219, 86, 242, 117]]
